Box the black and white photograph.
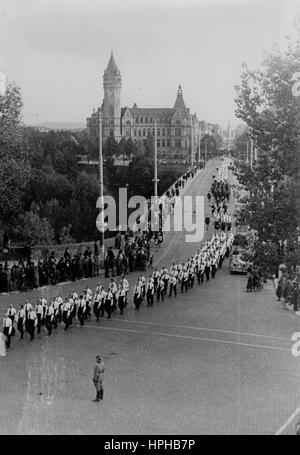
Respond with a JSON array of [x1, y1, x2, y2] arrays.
[[0, 0, 300, 438]]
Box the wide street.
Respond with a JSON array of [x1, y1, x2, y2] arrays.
[[0, 160, 300, 435]]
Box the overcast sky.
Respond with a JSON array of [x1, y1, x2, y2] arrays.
[[0, 0, 298, 128]]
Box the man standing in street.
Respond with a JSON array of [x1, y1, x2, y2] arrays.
[[92, 355, 105, 402]]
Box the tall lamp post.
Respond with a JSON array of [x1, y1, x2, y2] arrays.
[[152, 118, 160, 230], [153, 117, 159, 198], [98, 112, 105, 255]]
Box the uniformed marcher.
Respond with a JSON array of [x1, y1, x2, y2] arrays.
[[7, 305, 17, 332], [133, 280, 142, 310], [205, 260, 211, 281], [105, 288, 114, 319], [3, 313, 13, 348], [109, 279, 117, 311], [35, 299, 44, 333], [181, 269, 189, 293], [169, 273, 177, 297], [77, 295, 86, 326], [146, 277, 154, 305], [28, 308, 37, 340], [93, 289, 101, 321], [117, 286, 126, 315], [92, 355, 105, 402], [156, 277, 165, 301], [17, 305, 25, 339], [62, 299, 71, 330], [24, 300, 33, 332], [45, 303, 54, 335]]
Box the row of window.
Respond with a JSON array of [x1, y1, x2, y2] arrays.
[[131, 128, 186, 137], [134, 117, 174, 124]]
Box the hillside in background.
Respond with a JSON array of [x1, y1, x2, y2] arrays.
[[33, 122, 86, 131]]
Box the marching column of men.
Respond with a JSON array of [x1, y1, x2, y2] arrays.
[[2, 160, 235, 350], [1, 231, 234, 349]]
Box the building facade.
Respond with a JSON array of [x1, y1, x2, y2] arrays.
[[87, 52, 201, 162]]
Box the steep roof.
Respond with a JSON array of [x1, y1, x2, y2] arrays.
[[173, 85, 188, 117], [104, 51, 121, 77]]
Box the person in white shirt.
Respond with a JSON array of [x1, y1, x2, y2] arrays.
[[109, 279, 118, 311], [62, 299, 71, 330], [41, 297, 48, 320], [105, 289, 114, 319], [181, 269, 189, 293], [93, 290, 102, 321], [35, 299, 44, 333], [85, 287, 93, 320], [52, 298, 59, 329], [117, 286, 126, 315], [24, 300, 33, 332], [99, 288, 107, 318], [120, 277, 129, 306], [157, 277, 165, 302], [133, 280, 142, 310], [56, 295, 63, 323], [138, 275, 145, 298], [152, 269, 160, 291], [121, 274, 129, 293], [28, 308, 37, 340], [68, 297, 75, 326], [7, 304, 17, 325], [3, 313, 13, 348], [16, 305, 26, 339], [169, 273, 177, 297], [77, 295, 86, 326], [72, 289, 78, 301], [45, 303, 54, 336], [146, 277, 154, 306]]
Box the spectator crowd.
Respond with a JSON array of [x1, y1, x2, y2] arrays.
[[275, 264, 300, 314], [0, 166, 199, 294]]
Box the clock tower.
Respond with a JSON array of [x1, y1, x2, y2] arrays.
[[103, 51, 122, 141]]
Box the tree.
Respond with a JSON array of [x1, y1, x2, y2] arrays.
[[12, 211, 54, 246], [234, 24, 300, 272], [72, 172, 99, 241], [0, 83, 31, 226]]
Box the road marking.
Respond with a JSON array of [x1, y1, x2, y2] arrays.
[[85, 324, 290, 352], [275, 406, 300, 435], [112, 318, 291, 342]]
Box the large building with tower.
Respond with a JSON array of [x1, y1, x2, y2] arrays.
[[87, 52, 202, 162]]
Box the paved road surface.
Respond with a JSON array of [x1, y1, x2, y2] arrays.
[[1, 159, 299, 435]]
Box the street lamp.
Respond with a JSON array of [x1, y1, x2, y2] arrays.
[[96, 112, 106, 256]]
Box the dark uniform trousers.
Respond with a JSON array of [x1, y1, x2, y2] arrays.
[[28, 320, 35, 340], [45, 315, 53, 335], [63, 311, 69, 330], [181, 279, 188, 293], [3, 327, 11, 348], [77, 308, 85, 326], [118, 296, 125, 315], [133, 294, 142, 310], [211, 264, 217, 278], [146, 290, 154, 305], [169, 283, 177, 297], [17, 318, 24, 339], [205, 266, 210, 281]]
